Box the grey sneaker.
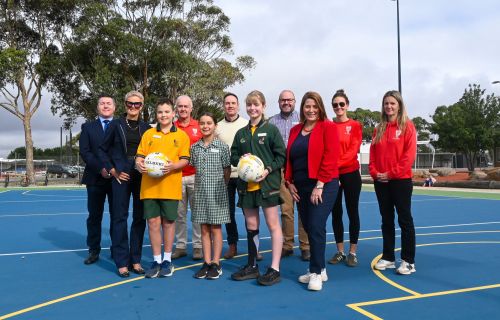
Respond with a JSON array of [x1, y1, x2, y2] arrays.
[[328, 252, 346, 264], [194, 262, 210, 279], [192, 248, 203, 260], [206, 262, 222, 280], [346, 253, 358, 267], [257, 267, 281, 286], [145, 261, 161, 278], [231, 264, 259, 281], [158, 260, 174, 277]]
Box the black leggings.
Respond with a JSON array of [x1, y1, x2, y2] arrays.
[[331, 170, 361, 244]]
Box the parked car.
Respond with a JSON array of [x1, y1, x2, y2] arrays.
[[46, 165, 78, 178]]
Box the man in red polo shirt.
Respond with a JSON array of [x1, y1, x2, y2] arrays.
[[172, 95, 203, 260]]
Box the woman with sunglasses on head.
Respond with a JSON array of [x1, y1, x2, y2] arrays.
[[99, 91, 151, 277], [370, 90, 417, 275], [329, 89, 363, 267], [285, 91, 339, 291]]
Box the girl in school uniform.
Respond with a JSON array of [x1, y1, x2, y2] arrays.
[[189, 112, 231, 280], [230, 90, 286, 286]]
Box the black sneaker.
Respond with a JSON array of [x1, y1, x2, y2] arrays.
[[206, 262, 222, 280], [231, 264, 259, 281], [257, 267, 281, 286], [194, 262, 211, 279], [145, 261, 161, 278]]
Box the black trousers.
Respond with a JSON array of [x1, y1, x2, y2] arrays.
[[374, 179, 416, 264], [332, 170, 361, 244], [111, 167, 146, 268], [225, 177, 239, 245], [86, 181, 113, 254]]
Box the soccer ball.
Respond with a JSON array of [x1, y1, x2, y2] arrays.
[[237, 154, 265, 182], [144, 152, 169, 178]]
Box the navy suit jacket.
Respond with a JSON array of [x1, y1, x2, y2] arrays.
[[80, 119, 110, 186], [98, 118, 151, 174]]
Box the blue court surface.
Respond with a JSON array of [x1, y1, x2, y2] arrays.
[[0, 186, 499, 320]]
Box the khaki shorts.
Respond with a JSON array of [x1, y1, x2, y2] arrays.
[[143, 199, 179, 221], [238, 190, 282, 209]]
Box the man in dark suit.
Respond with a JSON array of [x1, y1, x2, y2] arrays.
[[79, 94, 116, 265]]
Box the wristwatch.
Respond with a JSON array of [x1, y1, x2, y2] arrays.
[[315, 185, 323, 189]]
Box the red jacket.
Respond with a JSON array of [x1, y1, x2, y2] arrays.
[[335, 119, 362, 175], [285, 120, 339, 184], [369, 120, 416, 180]]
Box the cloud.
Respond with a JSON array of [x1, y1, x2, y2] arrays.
[[1, 0, 500, 157]]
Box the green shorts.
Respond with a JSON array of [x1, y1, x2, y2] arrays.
[[237, 190, 282, 209], [143, 199, 179, 221]]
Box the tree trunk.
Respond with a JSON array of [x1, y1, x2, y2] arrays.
[[23, 112, 35, 185]]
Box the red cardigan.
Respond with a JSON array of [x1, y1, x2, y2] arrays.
[[285, 119, 339, 184], [369, 120, 416, 180]]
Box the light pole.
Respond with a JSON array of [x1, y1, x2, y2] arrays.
[[392, 0, 402, 94]]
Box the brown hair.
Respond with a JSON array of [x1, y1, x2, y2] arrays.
[[331, 89, 350, 105], [299, 91, 327, 123]]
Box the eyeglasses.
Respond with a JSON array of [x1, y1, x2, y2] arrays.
[[279, 98, 295, 103], [332, 102, 346, 109], [126, 101, 143, 109]]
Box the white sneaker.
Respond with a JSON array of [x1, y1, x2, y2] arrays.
[[396, 260, 416, 275], [374, 259, 396, 270], [298, 268, 328, 284], [307, 273, 323, 291]]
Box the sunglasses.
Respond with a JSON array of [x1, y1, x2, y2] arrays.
[[126, 101, 143, 109], [280, 98, 295, 103], [332, 102, 346, 109]]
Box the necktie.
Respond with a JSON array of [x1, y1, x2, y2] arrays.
[[103, 120, 110, 132]]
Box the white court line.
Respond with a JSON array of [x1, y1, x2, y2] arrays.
[[22, 190, 30, 195], [21, 194, 87, 198], [0, 199, 86, 204], [0, 212, 91, 218], [2, 221, 500, 257]]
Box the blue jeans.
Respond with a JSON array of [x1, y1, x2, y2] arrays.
[[297, 179, 339, 274]]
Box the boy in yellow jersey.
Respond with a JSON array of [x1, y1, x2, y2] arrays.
[[135, 98, 190, 278]]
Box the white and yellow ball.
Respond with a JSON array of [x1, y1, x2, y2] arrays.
[[237, 154, 265, 182], [144, 152, 169, 178]]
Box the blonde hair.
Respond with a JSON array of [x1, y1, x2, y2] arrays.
[[373, 90, 409, 144], [245, 90, 266, 106], [124, 90, 144, 102]]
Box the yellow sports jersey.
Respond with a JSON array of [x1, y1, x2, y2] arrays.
[[247, 125, 261, 192], [137, 124, 190, 200]]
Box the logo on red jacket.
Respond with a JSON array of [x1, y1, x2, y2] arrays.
[[192, 128, 198, 136], [395, 130, 402, 139], [345, 126, 351, 135]]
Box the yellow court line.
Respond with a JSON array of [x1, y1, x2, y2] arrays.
[[370, 254, 421, 296], [350, 241, 500, 320], [347, 283, 500, 320], [2, 235, 499, 319]]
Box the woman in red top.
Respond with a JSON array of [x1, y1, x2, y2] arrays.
[[369, 90, 417, 275], [285, 91, 339, 291], [329, 89, 362, 267]]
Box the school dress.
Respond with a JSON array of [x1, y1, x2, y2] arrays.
[[190, 139, 231, 225]]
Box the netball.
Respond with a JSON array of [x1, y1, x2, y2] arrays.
[[144, 152, 169, 178], [237, 154, 265, 182]]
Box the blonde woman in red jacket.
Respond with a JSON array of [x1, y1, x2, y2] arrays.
[[285, 91, 340, 291], [369, 90, 417, 275], [329, 89, 363, 267]]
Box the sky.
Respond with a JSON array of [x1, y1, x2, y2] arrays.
[[1, 0, 500, 158]]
